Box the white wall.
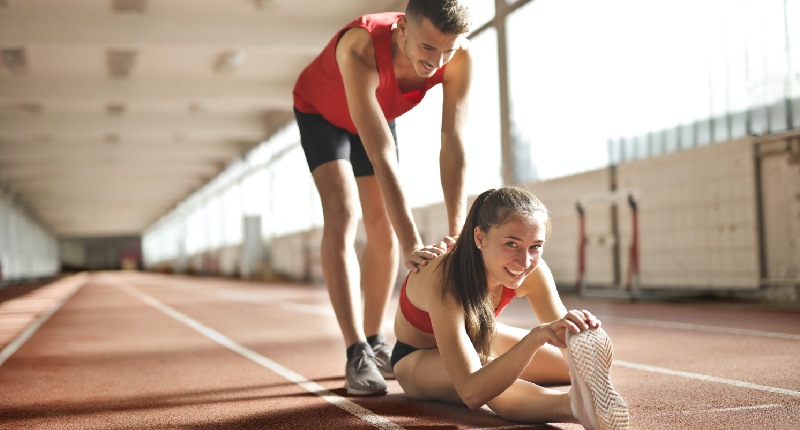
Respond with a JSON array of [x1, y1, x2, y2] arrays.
[[262, 136, 797, 294], [759, 136, 800, 285], [618, 137, 760, 289], [525, 169, 612, 288], [0, 192, 59, 282]]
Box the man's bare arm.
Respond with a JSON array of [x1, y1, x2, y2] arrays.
[[336, 28, 440, 270], [440, 46, 472, 238]]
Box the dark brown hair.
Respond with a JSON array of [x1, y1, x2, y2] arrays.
[[405, 0, 472, 34], [440, 186, 550, 363]]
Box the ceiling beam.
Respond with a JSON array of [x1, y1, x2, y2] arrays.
[[0, 76, 293, 109], [0, 114, 270, 139], [0, 163, 223, 179], [0, 14, 333, 50]]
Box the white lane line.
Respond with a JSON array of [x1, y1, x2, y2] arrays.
[[471, 426, 532, 430], [615, 360, 800, 398], [280, 302, 335, 316], [650, 403, 785, 417], [684, 403, 785, 415], [217, 291, 273, 303], [218, 290, 335, 316], [605, 317, 800, 341], [0, 273, 88, 367], [115, 281, 404, 430]]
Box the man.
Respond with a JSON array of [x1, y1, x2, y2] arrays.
[[292, 0, 472, 395]]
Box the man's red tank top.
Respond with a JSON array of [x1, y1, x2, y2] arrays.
[[399, 274, 516, 335], [292, 12, 447, 135]]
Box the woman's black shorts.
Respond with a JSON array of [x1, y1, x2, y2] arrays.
[[390, 340, 420, 370]]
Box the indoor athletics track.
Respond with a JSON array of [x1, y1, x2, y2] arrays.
[[1, 272, 798, 429]]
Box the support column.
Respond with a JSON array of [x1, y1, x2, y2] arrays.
[[240, 215, 263, 279], [495, 0, 514, 185]]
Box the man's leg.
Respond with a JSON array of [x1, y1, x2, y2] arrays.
[[312, 160, 364, 347], [356, 176, 399, 377], [312, 160, 387, 394]]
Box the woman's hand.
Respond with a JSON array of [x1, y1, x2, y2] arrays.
[[528, 309, 602, 348], [562, 309, 601, 332]]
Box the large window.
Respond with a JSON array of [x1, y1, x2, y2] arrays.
[[0, 193, 59, 281], [507, 0, 799, 174], [507, 0, 613, 181], [462, 0, 494, 29], [397, 28, 502, 206], [144, 0, 799, 268]]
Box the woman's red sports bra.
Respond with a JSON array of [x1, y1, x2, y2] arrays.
[[399, 273, 516, 335]]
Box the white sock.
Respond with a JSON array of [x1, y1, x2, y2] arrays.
[[567, 340, 597, 429], [569, 387, 587, 426]]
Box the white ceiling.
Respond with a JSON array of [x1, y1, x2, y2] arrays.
[[0, 0, 408, 237]]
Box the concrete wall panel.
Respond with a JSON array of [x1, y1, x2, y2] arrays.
[[617, 137, 761, 289], [169, 133, 800, 300], [218, 245, 241, 277], [760, 139, 800, 284], [525, 169, 611, 288]]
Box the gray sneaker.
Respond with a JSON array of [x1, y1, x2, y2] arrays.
[[370, 339, 394, 379], [345, 342, 387, 396]]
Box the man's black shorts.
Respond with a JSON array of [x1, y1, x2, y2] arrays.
[[294, 107, 398, 177]]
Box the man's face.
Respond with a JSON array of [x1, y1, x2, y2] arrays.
[[402, 16, 464, 78]]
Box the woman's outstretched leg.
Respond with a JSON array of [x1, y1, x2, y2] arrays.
[[493, 322, 570, 385], [393, 348, 577, 425]]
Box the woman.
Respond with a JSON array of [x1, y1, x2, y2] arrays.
[[391, 186, 629, 429]]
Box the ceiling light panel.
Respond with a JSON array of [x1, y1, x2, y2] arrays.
[[106, 103, 126, 116], [106, 50, 137, 78], [15, 102, 42, 114], [112, 0, 148, 13], [1, 48, 29, 75], [215, 50, 248, 74]]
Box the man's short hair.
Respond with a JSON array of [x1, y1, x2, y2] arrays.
[[405, 0, 472, 35]]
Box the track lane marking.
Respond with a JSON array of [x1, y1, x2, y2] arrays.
[[615, 360, 800, 398], [649, 403, 785, 417], [470, 426, 531, 429], [683, 403, 784, 414], [279, 302, 334, 316], [115, 281, 405, 430], [216, 290, 335, 316], [0, 273, 88, 367], [604, 316, 800, 340], [118, 275, 800, 426]]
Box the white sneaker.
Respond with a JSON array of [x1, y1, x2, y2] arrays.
[[566, 328, 629, 430]]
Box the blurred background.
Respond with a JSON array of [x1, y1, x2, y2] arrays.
[[1, 0, 798, 302]]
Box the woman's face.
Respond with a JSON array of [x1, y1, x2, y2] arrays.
[[474, 212, 548, 289]]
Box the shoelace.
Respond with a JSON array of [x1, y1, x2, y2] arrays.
[[371, 343, 390, 367], [351, 350, 376, 373]]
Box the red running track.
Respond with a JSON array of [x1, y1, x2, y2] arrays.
[[1, 272, 799, 429]]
